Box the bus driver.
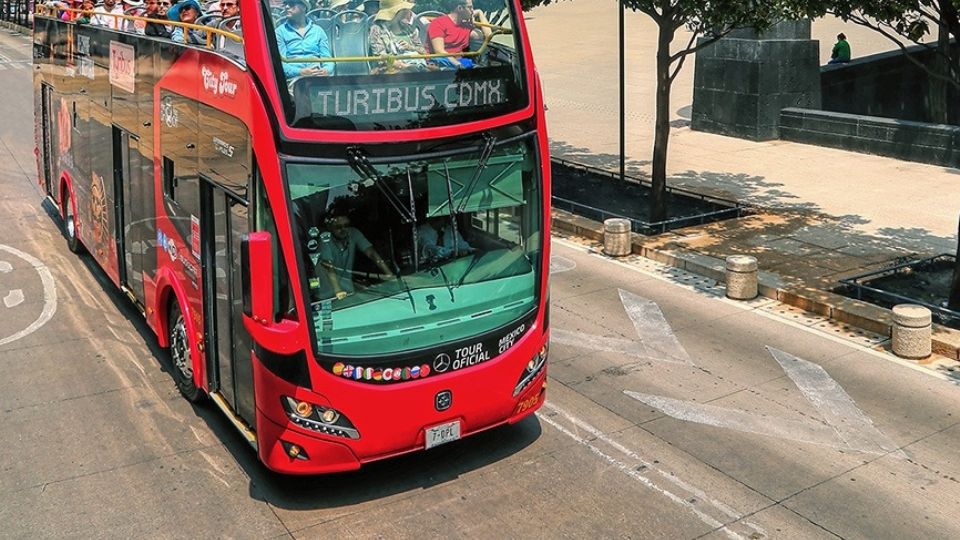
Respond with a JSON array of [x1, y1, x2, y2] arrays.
[[317, 212, 396, 300]]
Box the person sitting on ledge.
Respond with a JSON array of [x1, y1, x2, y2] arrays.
[[828, 33, 851, 65]]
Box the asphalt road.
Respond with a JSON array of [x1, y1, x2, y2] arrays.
[[2, 28, 960, 539]]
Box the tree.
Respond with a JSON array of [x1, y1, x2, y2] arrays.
[[621, 1, 796, 222]]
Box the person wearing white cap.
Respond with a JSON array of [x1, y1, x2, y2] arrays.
[[368, 0, 427, 73]]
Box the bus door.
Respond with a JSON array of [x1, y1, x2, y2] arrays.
[[111, 125, 146, 304], [200, 179, 255, 426], [40, 84, 54, 195]]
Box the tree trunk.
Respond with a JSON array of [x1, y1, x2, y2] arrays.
[[950, 214, 960, 310], [650, 20, 674, 224], [930, 19, 950, 124]]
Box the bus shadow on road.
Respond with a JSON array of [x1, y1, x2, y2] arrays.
[[203, 408, 543, 509]]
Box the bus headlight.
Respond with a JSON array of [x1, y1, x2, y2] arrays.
[[281, 396, 360, 440], [513, 343, 548, 397]]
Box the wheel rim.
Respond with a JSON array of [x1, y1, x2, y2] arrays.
[[171, 316, 193, 380], [64, 199, 75, 238]]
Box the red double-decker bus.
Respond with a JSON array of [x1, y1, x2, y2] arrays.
[[33, 0, 549, 473]]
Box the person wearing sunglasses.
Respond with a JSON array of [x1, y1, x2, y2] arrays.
[[275, 0, 335, 77], [143, 0, 170, 38], [169, 0, 207, 45], [143, 0, 172, 37]]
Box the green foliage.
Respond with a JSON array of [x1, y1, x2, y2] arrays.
[[622, 0, 797, 36]]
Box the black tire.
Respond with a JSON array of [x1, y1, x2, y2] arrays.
[[61, 189, 83, 254], [168, 302, 204, 403]]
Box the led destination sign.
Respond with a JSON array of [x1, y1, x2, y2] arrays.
[[311, 79, 507, 117], [292, 67, 520, 127]]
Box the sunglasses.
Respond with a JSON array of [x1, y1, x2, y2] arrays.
[[158, 1, 171, 4]]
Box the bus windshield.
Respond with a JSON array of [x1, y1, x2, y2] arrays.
[[287, 137, 541, 357], [266, 0, 528, 130]]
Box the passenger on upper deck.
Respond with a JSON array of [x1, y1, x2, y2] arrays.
[[169, 0, 208, 45], [91, 0, 124, 29], [369, 0, 428, 73], [426, 0, 491, 69], [216, 0, 241, 32], [143, 0, 172, 38], [329, 0, 351, 12], [276, 0, 335, 78]]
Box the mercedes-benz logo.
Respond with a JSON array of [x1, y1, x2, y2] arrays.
[[435, 390, 452, 412], [433, 353, 451, 373]]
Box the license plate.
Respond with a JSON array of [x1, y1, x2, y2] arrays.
[[425, 420, 461, 449]]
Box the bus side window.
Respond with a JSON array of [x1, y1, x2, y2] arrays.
[[163, 156, 177, 199]]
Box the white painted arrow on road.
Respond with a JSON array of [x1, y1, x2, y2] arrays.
[[626, 347, 905, 457], [552, 289, 693, 366]]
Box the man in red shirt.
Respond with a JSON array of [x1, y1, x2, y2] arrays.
[[426, 0, 492, 68]]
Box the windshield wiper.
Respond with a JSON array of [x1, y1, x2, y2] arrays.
[[346, 147, 415, 224], [456, 251, 483, 288], [441, 161, 463, 259], [456, 132, 498, 215], [431, 266, 456, 303]]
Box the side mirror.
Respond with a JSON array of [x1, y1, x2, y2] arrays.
[[241, 231, 274, 324], [241, 232, 300, 355]]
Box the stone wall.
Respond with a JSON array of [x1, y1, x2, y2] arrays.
[[779, 108, 960, 167], [821, 43, 960, 125], [692, 21, 822, 141]]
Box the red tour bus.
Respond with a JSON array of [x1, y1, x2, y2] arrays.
[[33, 0, 549, 474]]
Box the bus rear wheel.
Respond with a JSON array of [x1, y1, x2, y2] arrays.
[[168, 302, 204, 403], [61, 190, 82, 254]]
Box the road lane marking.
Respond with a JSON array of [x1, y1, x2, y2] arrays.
[[767, 346, 905, 457], [551, 237, 959, 385], [625, 347, 905, 458], [553, 288, 693, 365], [549, 255, 577, 274], [3, 288, 24, 308], [0, 244, 58, 347], [538, 401, 765, 539]]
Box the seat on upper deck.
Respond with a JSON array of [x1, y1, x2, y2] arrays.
[[331, 9, 370, 76]]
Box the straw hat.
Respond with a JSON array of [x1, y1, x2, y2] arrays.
[[375, 0, 414, 21], [329, 0, 350, 8]]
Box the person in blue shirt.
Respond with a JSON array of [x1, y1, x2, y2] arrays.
[[168, 0, 206, 45], [276, 0, 336, 78]]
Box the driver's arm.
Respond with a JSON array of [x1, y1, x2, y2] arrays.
[[364, 246, 395, 279], [319, 261, 347, 300]]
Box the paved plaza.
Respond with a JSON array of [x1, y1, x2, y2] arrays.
[[526, 0, 960, 246]]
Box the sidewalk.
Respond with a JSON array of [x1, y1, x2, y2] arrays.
[[526, 2, 960, 359]]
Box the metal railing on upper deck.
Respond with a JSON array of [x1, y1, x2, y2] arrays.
[[1, 0, 33, 27], [281, 19, 512, 71], [35, 5, 242, 50]]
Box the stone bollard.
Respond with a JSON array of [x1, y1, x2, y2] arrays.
[[891, 304, 932, 359], [725, 255, 758, 300], [603, 218, 632, 257]]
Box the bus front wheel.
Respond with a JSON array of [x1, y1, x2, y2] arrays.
[[61, 189, 82, 254], [168, 302, 204, 403]]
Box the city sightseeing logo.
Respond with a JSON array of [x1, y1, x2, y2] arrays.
[[201, 65, 238, 98], [332, 362, 432, 383]]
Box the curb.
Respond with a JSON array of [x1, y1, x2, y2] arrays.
[[0, 20, 29, 32], [551, 208, 960, 361]]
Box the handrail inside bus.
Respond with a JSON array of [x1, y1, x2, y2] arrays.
[[281, 26, 511, 67], [35, 6, 243, 49]]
